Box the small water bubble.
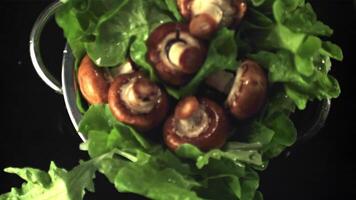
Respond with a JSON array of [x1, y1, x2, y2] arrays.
[[17, 60, 22, 65], [249, 153, 258, 160], [96, 58, 102, 65]]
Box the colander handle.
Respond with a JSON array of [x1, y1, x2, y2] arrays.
[[30, 1, 63, 94], [298, 99, 331, 142]]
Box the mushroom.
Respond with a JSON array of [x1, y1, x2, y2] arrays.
[[108, 72, 169, 131], [147, 23, 207, 86], [205, 60, 268, 119], [164, 96, 231, 151], [177, 0, 247, 38], [77, 55, 134, 105]]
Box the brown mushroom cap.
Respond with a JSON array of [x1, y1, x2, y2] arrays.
[[164, 96, 231, 151], [108, 72, 169, 131], [177, 0, 248, 39], [226, 60, 268, 119], [77, 55, 135, 105], [77, 55, 110, 105], [147, 23, 207, 86]]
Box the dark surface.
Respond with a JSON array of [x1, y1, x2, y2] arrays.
[[0, 0, 355, 199]]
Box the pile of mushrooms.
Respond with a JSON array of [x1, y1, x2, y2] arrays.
[[77, 55, 169, 131], [77, 0, 269, 151]]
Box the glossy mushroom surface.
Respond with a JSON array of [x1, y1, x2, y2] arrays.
[[147, 23, 207, 86], [77, 55, 135, 105], [177, 0, 247, 38], [226, 60, 268, 119], [108, 72, 169, 131], [164, 96, 231, 151], [77, 55, 111, 105]]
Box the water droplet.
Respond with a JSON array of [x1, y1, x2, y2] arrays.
[[249, 153, 258, 160], [96, 58, 102, 65], [212, 152, 219, 157]]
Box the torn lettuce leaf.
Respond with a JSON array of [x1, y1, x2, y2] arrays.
[[0, 153, 112, 200]]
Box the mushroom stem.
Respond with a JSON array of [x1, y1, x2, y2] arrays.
[[174, 96, 209, 138], [205, 70, 235, 94], [190, 1, 223, 38], [148, 23, 206, 86], [168, 42, 189, 68], [192, 1, 223, 23], [178, 0, 247, 39], [120, 78, 160, 114], [176, 109, 209, 138]]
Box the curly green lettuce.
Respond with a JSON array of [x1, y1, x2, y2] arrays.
[[1, 0, 342, 200]]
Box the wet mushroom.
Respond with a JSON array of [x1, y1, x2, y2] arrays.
[[147, 23, 207, 86], [164, 96, 231, 151], [205, 60, 268, 119], [177, 0, 247, 39], [108, 72, 169, 131], [77, 55, 134, 105]]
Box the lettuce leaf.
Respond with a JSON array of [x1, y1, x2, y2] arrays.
[[78, 105, 264, 200], [249, 50, 340, 109], [56, 0, 180, 80], [2, 0, 342, 200], [0, 154, 112, 200], [239, 0, 342, 109]]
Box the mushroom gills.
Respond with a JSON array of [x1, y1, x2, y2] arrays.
[[176, 107, 209, 138], [226, 66, 245, 105], [120, 78, 160, 114]]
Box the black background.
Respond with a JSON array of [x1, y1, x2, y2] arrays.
[[0, 0, 355, 199]]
